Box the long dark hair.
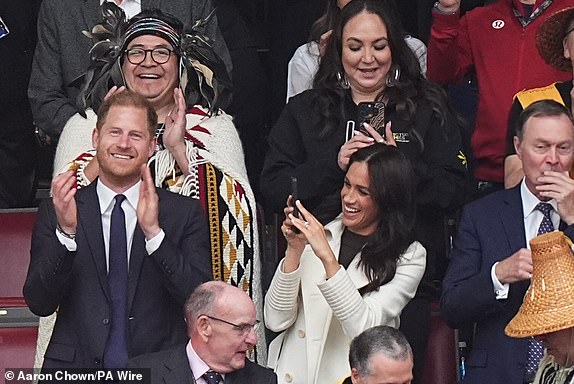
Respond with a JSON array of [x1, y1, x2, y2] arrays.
[[308, 0, 340, 43], [313, 0, 454, 139], [348, 144, 416, 295]]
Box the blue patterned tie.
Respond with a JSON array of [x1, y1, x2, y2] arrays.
[[103, 194, 129, 368], [203, 371, 223, 384], [536, 202, 554, 235], [525, 202, 555, 377]]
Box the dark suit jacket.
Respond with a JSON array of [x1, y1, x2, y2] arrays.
[[127, 344, 277, 384], [28, 0, 231, 139], [23, 182, 211, 368], [441, 186, 574, 384]]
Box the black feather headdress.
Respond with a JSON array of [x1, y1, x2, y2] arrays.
[[179, 10, 232, 114], [75, 2, 127, 115], [74, 3, 232, 116]]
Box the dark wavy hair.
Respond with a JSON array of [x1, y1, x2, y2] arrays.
[[313, 0, 455, 139], [308, 0, 400, 43], [308, 0, 341, 43], [347, 144, 416, 295]]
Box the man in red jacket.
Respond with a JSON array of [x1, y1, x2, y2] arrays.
[[427, 0, 573, 196]]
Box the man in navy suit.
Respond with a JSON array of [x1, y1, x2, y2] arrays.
[[128, 281, 277, 384], [441, 99, 574, 384], [24, 91, 211, 369]]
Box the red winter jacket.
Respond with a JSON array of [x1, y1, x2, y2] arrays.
[[428, 0, 572, 183]]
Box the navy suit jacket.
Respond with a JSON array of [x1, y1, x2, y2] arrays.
[[127, 344, 278, 384], [24, 181, 211, 368], [441, 186, 574, 384]]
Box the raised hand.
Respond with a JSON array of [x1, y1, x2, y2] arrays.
[[338, 130, 374, 171], [103, 85, 126, 101], [288, 200, 340, 278], [52, 170, 78, 234], [536, 170, 574, 225], [137, 164, 161, 240], [163, 88, 187, 152], [362, 121, 396, 147], [162, 88, 190, 175]]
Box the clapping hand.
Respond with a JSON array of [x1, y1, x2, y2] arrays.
[[137, 164, 161, 240]]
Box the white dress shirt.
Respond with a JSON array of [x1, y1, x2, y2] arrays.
[[186, 340, 227, 384]]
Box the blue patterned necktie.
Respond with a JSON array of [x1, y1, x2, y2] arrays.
[[536, 202, 554, 235], [525, 202, 555, 377], [203, 371, 223, 384], [103, 194, 129, 368]]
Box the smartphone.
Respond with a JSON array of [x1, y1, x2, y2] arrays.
[[357, 102, 385, 134], [291, 176, 299, 218], [290, 176, 300, 233]]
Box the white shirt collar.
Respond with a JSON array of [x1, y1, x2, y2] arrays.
[[185, 340, 226, 382], [96, 179, 141, 214]]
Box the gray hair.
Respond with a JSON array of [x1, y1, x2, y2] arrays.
[[184, 281, 228, 325], [516, 99, 574, 141], [349, 326, 413, 377]]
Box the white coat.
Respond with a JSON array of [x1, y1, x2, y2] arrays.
[[264, 216, 426, 384]]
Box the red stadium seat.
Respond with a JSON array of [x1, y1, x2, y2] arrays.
[[0, 208, 37, 298], [0, 209, 40, 382], [420, 301, 459, 384], [0, 298, 39, 382]]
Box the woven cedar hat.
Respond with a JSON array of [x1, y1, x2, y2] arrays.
[[536, 5, 574, 72], [505, 231, 574, 338]]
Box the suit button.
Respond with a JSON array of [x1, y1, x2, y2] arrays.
[[297, 329, 305, 338], [94, 358, 101, 366], [284, 373, 293, 383], [102, 318, 109, 325]]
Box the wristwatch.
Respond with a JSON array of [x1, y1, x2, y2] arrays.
[[433, 2, 458, 15]]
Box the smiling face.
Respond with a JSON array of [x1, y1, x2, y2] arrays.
[[341, 161, 380, 236], [341, 10, 392, 102], [515, 114, 574, 199], [93, 105, 155, 190], [122, 35, 178, 110]]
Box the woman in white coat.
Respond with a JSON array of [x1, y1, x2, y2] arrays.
[[264, 144, 426, 384]]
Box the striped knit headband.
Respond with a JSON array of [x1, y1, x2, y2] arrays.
[[122, 18, 180, 51]]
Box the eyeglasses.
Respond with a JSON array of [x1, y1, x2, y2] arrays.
[[124, 47, 174, 65], [202, 314, 260, 335]]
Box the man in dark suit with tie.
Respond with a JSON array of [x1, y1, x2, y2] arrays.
[[23, 91, 212, 369], [128, 281, 277, 384], [441, 99, 574, 384]]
